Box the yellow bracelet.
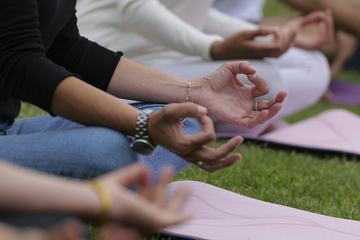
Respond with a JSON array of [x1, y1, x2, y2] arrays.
[[88, 179, 111, 224]]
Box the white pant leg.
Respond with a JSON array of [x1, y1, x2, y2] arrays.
[[266, 47, 330, 118]]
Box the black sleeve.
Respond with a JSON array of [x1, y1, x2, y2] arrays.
[[46, 13, 122, 92], [0, 0, 122, 114], [0, 0, 74, 113]]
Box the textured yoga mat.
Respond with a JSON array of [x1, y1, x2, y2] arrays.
[[161, 181, 360, 240], [217, 109, 360, 156], [329, 79, 360, 105]]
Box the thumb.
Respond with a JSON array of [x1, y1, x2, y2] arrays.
[[300, 11, 325, 26], [163, 102, 207, 120], [111, 163, 150, 187]]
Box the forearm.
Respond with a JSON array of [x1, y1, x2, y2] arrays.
[[204, 8, 258, 38], [117, 0, 222, 60], [280, 0, 360, 38], [107, 57, 202, 104], [0, 160, 101, 220], [51, 75, 140, 136], [0, 223, 17, 240]]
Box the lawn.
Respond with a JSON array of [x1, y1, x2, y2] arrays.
[[171, 0, 360, 231], [18, 0, 360, 239]]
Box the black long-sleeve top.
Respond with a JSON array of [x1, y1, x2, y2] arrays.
[[0, 0, 122, 119]]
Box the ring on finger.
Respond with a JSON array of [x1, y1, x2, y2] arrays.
[[196, 161, 204, 168], [254, 100, 259, 111]]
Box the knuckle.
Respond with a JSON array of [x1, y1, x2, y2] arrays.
[[179, 143, 192, 154], [162, 104, 173, 116], [207, 132, 216, 143], [222, 62, 232, 69]]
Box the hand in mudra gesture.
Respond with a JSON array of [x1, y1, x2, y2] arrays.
[[147, 61, 286, 172], [192, 61, 287, 128]]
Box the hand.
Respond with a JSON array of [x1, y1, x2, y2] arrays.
[[147, 102, 243, 172], [283, 10, 334, 50], [96, 164, 190, 236], [210, 26, 296, 60], [193, 61, 287, 128]]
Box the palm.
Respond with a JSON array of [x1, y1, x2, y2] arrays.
[[287, 10, 334, 50], [194, 62, 287, 128]]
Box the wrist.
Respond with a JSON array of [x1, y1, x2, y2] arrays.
[[210, 41, 224, 60], [87, 179, 112, 224], [187, 78, 203, 105], [131, 110, 157, 156], [71, 182, 103, 221]]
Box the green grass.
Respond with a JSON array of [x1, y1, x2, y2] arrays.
[[263, 0, 294, 18], [173, 142, 360, 221], [16, 0, 360, 238]]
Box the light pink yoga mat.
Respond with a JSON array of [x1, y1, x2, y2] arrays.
[[217, 109, 360, 156], [161, 181, 360, 240]]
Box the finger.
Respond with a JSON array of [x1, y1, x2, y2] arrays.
[[301, 11, 326, 26], [45, 218, 85, 240], [225, 61, 256, 76], [242, 27, 275, 40], [201, 153, 242, 173], [190, 136, 243, 164], [318, 21, 328, 45], [114, 163, 149, 187], [258, 103, 283, 124], [237, 110, 268, 128], [325, 9, 334, 43], [248, 74, 269, 98], [102, 222, 141, 240], [138, 166, 151, 199], [257, 90, 287, 110], [166, 186, 190, 212], [182, 115, 216, 150], [276, 28, 296, 52], [152, 166, 174, 206], [163, 102, 207, 120]]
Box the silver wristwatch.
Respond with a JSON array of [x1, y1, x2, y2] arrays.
[[130, 109, 157, 156]]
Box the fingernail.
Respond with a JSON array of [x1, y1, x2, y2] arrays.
[[250, 65, 256, 71], [248, 74, 256, 80], [197, 106, 207, 116]]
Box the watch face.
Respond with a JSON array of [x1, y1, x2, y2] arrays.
[[131, 139, 156, 156]]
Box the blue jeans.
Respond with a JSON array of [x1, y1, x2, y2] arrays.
[[0, 103, 202, 180]]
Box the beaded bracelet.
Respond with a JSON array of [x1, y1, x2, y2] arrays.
[[186, 78, 192, 101]]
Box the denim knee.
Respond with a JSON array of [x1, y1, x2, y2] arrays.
[[71, 127, 140, 177], [0, 126, 140, 179]]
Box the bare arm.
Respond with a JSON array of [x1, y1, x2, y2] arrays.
[[0, 160, 100, 219], [51, 74, 140, 136], [51, 58, 286, 172], [0, 160, 190, 235], [280, 0, 360, 39]]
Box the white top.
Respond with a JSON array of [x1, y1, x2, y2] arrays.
[[76, 0, 260, 66], [213, 0, 266, 23]]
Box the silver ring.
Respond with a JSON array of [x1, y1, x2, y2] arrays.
[[255, 100, 259, 111], [196, 161, 204, 168]]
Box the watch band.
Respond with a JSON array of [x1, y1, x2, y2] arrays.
[[130, 109, 157, 156], [134, 109, 154, 142]]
